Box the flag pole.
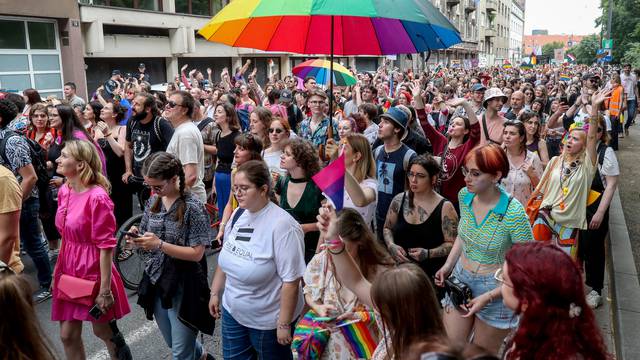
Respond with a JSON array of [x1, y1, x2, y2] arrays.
[[328, 15, 335, 141]]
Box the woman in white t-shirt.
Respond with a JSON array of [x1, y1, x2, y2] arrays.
[[342, 134, 377, 228], [261, 116, 291, 180], [209, 160, 306, 360]]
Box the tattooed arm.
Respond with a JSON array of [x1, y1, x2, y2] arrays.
[[383, 193, 409, 263], [408, 201, 457, 262]]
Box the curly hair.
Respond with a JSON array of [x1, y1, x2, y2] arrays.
[[285, 138, 321, 178], [504, 243, 609, 360]]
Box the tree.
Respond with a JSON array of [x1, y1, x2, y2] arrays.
[[596, 0, 640, 64], [622, 43, 640, 67], [542, 41, 565, 60], [567, 35, 600, 65]]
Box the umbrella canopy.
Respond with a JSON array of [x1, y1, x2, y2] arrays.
[[293, 59, 356, 86], [197, 0, 462, 56]]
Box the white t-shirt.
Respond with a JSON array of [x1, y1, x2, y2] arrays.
[[599, 146, 620, 187], [166, 121, 207, 203], [621, 72, 638, 100], [262, 149, 285, 177], [219, 202, 306, 330], [343, 178, 378, 227]]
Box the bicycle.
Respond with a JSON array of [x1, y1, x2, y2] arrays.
[[113, 175, 148, 291]]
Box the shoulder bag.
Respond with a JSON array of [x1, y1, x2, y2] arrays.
[[55, 185, 99, 307]]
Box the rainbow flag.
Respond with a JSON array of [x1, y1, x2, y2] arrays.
[[502, 60, 512, 69], [520, 63, 533, 70], [292, 310, 330, 359], [312, 154, 345, 210], [337, 311, 378, 359], [559, 73, 571, 82]]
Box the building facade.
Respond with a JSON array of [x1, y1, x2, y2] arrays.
[[0, 0, 86, 99], [477, 0, 512, 66], [523, 34, 586, 56], [509, 0, 525, 64]]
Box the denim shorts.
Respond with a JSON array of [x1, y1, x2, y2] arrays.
[[442, 261, 518, 330]]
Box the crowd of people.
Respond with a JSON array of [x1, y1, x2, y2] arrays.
[[1, 58, 637, 360]]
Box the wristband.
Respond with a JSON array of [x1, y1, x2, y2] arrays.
[[277, 322, 291, 330], [158, 240, 164, 250]]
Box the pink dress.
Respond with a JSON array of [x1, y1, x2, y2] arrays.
[[51, 185, 130, 322]]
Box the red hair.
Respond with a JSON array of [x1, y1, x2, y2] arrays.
[[504, 243, 610, 360], [464, 144, 509, 180]]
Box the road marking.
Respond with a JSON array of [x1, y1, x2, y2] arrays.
[[87, 322, 157, 360]]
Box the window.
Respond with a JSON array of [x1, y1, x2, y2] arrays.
[[175, 0, 228, 16], [0, 17, 63, 97], [84, 0, 161, 11]]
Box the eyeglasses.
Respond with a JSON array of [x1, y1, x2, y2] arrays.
[[407, 171, 428, 180], [269, 128, 284, 134], [494, 268, 512, 288], [166, 101, 184, 109], [143, 181, 168, 192], [232, 185, 255, 195], [460, 166, 481, 178]]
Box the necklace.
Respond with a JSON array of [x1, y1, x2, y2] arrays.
[[558, 156, 581, 210], [289, 176, 308, 184]]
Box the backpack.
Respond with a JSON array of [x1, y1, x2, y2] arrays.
[[373, 145, 415, 171], [236, 104, 252, 132], [0, 131, 51, 212], [130, 116, 167, 148]]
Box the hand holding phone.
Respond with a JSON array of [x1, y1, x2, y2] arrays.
[[89, 304, 103, 320]]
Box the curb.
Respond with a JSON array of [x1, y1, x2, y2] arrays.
[[607, 189, 640, 359]]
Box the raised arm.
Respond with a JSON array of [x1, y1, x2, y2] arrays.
[[589, 89, 612, 165]]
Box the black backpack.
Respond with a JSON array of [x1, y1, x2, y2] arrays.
[[0, 131, 51, 212]]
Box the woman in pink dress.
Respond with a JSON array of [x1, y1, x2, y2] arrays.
[[52, 140, 130, 359]]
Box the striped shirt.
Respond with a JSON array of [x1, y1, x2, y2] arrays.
[[458, 187, 533, 265]]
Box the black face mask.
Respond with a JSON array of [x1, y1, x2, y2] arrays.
[[131, 109, 148, 122]]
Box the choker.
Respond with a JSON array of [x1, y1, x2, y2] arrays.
[[289, 177, 308, 183]]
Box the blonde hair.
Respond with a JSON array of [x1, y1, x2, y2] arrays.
[[63, 140, 111, 193], [345, 133, 376, 182]]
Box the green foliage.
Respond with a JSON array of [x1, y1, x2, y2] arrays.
[[597, 0, 640, 64], [567, 35, 600, 64], [542, 41, 565, 59], [622, 43, 640, 67]]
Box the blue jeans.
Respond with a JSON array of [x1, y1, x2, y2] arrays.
[[20, 196, 52, 288], [221, 306, 293, 360], [153, 287, 203, 360], [625, 99, 637, 129]]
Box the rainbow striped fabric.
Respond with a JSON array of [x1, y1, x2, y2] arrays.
[[337, 311, 378, 359], [292, 310, 330, 359], [559, 73, 571, 82]]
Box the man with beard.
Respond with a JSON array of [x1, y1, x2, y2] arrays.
[[122, 93, 174, 205]]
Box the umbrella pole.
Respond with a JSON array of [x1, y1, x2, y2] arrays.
[[328, 15, 335, 141]]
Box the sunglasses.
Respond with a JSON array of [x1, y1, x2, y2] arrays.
[[166, 101, 183, 109], [494, 268, 512, 288], [269, 128, 284, 134]]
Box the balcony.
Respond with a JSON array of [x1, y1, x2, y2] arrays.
[[447, 0, 461, 6], [484, 27, 496, 38], [486, 0, 497, 12], [465, 0, 477, 12]]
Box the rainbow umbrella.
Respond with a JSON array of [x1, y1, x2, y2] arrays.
[[197, 0, 462, 55], [293, 59, 356, 86]]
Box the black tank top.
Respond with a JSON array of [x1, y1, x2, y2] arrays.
[[392, 192, 447, 278]]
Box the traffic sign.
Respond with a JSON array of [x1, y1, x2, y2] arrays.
[[602, 39, 613, 49]]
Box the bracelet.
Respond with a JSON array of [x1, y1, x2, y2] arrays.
[[100, 291, 113, 298], [220, 222, 226, 228], [277, 322, 291, 330], [328, 245, 345, 255], [158, 240, 164, 250], [210, 292, 218, 297]]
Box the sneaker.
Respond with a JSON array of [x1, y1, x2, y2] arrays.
[[586, 290, 602, 309], [625, 128, 630, 137], [33, 287, 52, 304]]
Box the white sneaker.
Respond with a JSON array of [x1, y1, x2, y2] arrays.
[[586, 290, 602, 309]]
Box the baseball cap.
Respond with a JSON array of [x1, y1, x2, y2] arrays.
[[472, 83, 487, 92], [139, 63, 145, 68], [280, 89, 293, 103], [111, 69, 121, 76], [380, 107, 409, 139]]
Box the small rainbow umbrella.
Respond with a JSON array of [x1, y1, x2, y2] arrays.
[[293, 59, 356, 86]]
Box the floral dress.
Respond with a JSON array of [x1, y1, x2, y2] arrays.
[[303, 251, 380, 359]]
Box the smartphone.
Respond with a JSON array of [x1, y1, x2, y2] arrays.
[[124, 232, 140, 238], [89, 304, 103, 320]]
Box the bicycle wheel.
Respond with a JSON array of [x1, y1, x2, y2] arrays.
[[114, 214, 145, 291]]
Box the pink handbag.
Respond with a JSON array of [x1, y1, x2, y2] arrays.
[[56, 274, 98, 307]]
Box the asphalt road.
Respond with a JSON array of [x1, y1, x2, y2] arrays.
[[613, 121, 640, 278], [24, 252, 223, 359]]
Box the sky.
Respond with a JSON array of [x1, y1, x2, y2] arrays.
[[524, 0, 602, 36]]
